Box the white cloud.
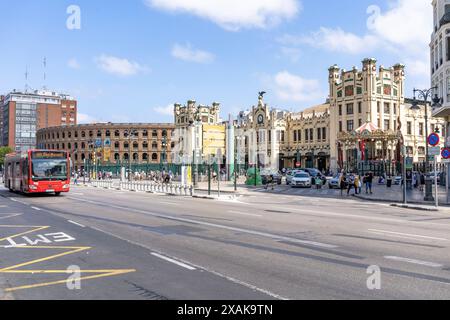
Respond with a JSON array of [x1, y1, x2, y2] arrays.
[[171, 43, 215, 64], [68, 58, 80, 69], [283, 27, 379, 55], [270, 71, 323, 102], [146, 0, 301, 31], [281, 0, 431, 77], [153, 104, 174, 116], [78, 113, 98, 124], [95, 54, 149, 76]]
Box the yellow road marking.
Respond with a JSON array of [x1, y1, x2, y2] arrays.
[[0, 225, 136, 292], [0, 226, 50, 242], [4, 270, 136, 292]]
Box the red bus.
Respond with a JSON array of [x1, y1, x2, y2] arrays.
[[4, 150, 71, 196]]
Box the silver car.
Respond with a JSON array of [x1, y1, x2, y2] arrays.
[[291, 172, 312, 188], [286, 170, 305, 185]]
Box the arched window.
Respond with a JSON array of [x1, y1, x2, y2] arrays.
[[114, 153, 120, 161], [143, 130, 148, 137], [68, 131, 72, 139], [123, 153, 129, 161], [114, 130, 120, 137], [162, 130, 167, 137], [143, 142, 148, 149], [82, 142, 86, 149], [105, 130, 111, 137], [152, 153, 158, 161], [143, 153, 148, 161], [81, 131, 86, 138], [152, 142, 158, 150], [75, 131, 78, 138], [89, 131, 93, 138], [57, 133, 60, 139], [74, 154, 78, 161], [74, 142, 78, 149], [114, 141, 120, 149], [133, 142, 139, 150], [56, 144, 60, 149], [124, 142, 129, 149], [133, 153, 139, 161], [81, 154, 86, 161], [62, 132, 65, 139], [68, 143, 71, 150], [152, 130, 158, 138], [61, 143, 65, 150]]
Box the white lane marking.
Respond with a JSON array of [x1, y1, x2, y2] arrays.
[[67, 220, 86, 228], [9, 198, 18, 202], [151, 252, 196, 271], [31, 207, 42, 211], [0, 213, 22, 220], [0, 205, 8, 208], [71, 192, 84, 196], [83, 224, 288, 300], [157, 201, 180, 206], [228, 210, 262, 217], [68, 197, 338, 249], [367, 231, 430, 242], [384, 256, 444, 268], [368, 229, 448, 242], [275, 206, 450, 228]]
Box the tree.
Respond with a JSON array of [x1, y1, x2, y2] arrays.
[[0, 147, 13, 169]]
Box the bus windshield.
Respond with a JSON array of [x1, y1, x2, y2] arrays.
[[31, 158, 68, 181]]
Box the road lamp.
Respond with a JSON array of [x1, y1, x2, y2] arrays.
[[124, 129, 138, 181], [410, 87, 442, 201]]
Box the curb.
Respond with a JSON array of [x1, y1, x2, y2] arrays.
[[390, 204, 439, 212]]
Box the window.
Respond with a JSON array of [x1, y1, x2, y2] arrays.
[[97, 130, 102, 138], [114, 141, 120, 149], [346, 103, 354, 115], [152, 130, 158, 138], [298, 130, 301, 142], [143, 153, 148, 161], [407, 122, 412, 135], [338, 105, 342, 116], [133, 142, 139, 150], [418, 147, 425, 155], [393, 120, 397, 131], [339, 121, 342, 132], [152, 153, 158, 161], [143, 142, 148, 149], [358, 102, 362, 114], [124, 142, 129, 149], [384, 103, 390, 114], [105, 130, 111, 137], [347, 120, 354, 132], [143, 130, 148, 137], [359, 119, 363, 127], [317, 128, 321, 141], [322, 128, 326, 140], [293, 130, 298, 142], [393, 103, 397, 115], [305, 129, 309, 141], [115, 130, 120, 137], [377, 102, 380, 113], [419, 123, 424, 136], [309, 129, 313, 142], [384, 120, 390, 130], [281, 131, 285, 143], [152, 142, 158, 150]]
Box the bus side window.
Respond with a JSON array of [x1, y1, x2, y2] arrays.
[[22, 159, 28, 176], [15, 162, 20, 177]]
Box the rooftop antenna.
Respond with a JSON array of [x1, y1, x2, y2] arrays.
[[24, 65, 29, 93], [43, 57, 47, 90]]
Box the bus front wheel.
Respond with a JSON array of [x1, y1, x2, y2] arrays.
[[55, 192, 61, 196]]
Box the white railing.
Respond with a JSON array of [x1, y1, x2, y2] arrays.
[[90, 180, 114, 189], [118, 181, 194, 196]]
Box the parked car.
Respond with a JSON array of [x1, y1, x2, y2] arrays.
[[286, 169, 305, 185], [303, 168, 327, 185], [291, 172, 312, 188], [328, 174, 342, 189], [261, 169, 282, 185]]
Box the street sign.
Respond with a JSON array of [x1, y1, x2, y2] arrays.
[[405, 157, 413, 170], [428, 133, 440, 147], [295, 162, 301, 168], [442, 148, 450, 160], [429, 146, 441, 156]]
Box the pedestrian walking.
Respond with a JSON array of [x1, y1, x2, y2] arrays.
[[365, 172, 373, 194], [73, 172, 79, 185], [347, 174, 356, 195], [419, 172, 425, 192], [340, 172, 347, 196]]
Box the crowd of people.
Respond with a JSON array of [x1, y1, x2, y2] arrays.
[[338, 171, 374, 196]]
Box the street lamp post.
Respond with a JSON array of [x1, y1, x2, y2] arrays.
[[410, 87, 442, 202], [124, 129, 138, 181]]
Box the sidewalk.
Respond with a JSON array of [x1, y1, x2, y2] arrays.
[[354, 183, 450, 207]]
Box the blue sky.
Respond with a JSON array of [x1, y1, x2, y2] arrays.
[[0, 0, 431, 123]]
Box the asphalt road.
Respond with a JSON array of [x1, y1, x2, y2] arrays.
[[1, 184, 450, 300]]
